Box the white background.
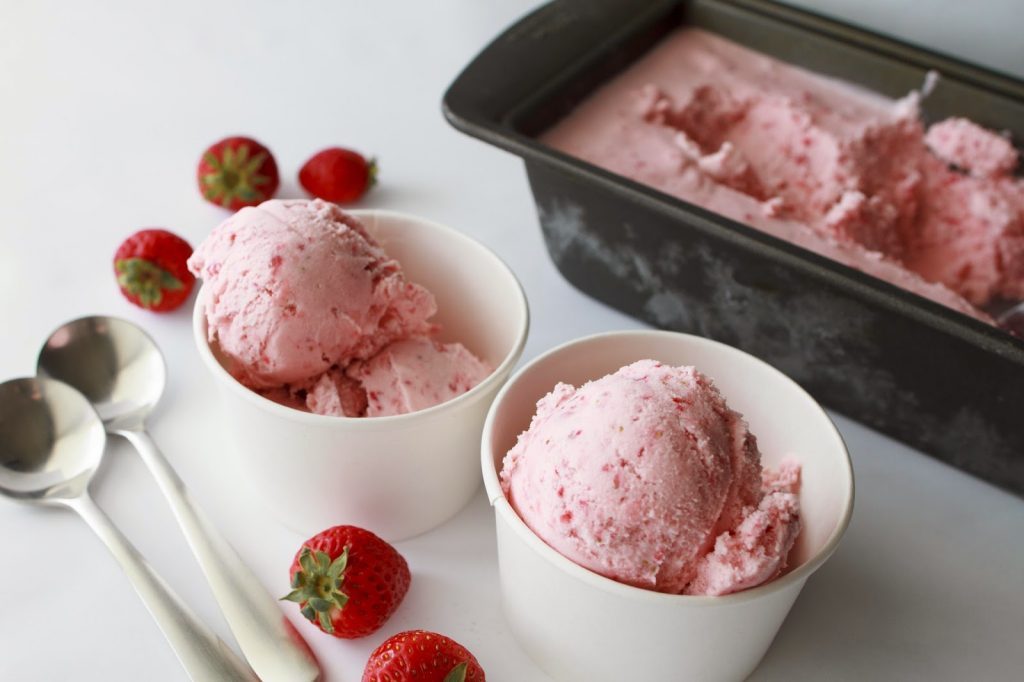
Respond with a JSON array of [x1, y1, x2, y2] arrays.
[[1, 1, 1023, 680]]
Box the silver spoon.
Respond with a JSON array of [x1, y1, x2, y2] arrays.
[[38, 316, 320, 682], [0, 377, 257, 681], [997, 301, 1024, 337]]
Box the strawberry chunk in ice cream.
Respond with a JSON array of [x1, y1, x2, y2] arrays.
[[500, 360, 801, 596]]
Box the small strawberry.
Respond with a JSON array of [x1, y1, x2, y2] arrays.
[[362, 630, 485, 682], [114, 229, 195, 312], [197, 136, 279, 210], [298, 147, 377, 203], [283, 525, 410, 639]]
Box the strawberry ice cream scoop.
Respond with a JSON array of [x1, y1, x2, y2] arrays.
[[188, 199, 436, 389], [297, 337, 492, 418], [190, 198, 493, 419], [347, 337, 492, 417], [500, 360, 801, 596]]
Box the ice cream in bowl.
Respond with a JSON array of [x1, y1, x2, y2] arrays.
[[192, 199, 528, 540], [481, 330, 853, 681]]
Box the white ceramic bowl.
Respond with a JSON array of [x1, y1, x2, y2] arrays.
[[194, 209, 529, 541], [482, 330, 854, 682]]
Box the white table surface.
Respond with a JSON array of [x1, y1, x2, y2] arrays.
[[2, 1, 1022, 680]]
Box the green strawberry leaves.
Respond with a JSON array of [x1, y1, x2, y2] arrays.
[[115, 258, 183, 307], [444, 662, 469, 682], [282, 546, 350, 634], [366, 157, 379, 189], [201, 144, 273, 207]]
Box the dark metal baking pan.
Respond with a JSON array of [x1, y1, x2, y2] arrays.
[[443, 0, 1024, 495]]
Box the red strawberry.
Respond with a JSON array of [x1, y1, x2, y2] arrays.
[[197, 136, 279, 210], [113, 229, 195, 312], [362, 630, 485, 682], [283, 525, 410, 639], [298, 147, 377, 203]]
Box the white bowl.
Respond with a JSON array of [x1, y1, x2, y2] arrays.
[[482, 330, 854, 682], [194, 209, 529, 541]]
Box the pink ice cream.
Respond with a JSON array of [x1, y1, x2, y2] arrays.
[[925, 117, 1018, 178], [500, 360, 801, 596], [348, 336, 492, 417], [542, 28, 1024, 322], [189, 199, 491, 417]]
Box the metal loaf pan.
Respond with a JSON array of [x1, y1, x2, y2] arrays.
[[443, 0, 1024, 495]]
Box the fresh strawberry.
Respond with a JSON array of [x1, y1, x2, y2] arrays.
[[113, 229, 195, 312], [197, 136, 279, 210], [362, 630, 485, 682], [283, 525, 410, 639], [298, 147, 377, 203]]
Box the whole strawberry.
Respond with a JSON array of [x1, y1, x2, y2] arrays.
[[362, 630, 485, 682], [114, 229, 195, 312], [298, 147, 377, 203], [197, 136, 280, 210], [283, 525, 410, 639]]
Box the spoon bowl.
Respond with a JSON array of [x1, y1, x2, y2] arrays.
[[0, 376, 257, 680], [38, 316, 165, 429], [0, 377, 105, 502], [37, 314, 321, 681]]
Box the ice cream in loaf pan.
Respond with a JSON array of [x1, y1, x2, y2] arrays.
[[542, 28, 1024, 323]]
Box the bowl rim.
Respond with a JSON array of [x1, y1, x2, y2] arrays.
[[192, 207, 530, 430], [480, 329, 855, 607]]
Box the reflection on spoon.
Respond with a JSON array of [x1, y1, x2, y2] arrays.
[[38, 316, 320, 682], [0, 376, 256, 681]]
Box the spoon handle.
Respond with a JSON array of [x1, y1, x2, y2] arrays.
[[118, 428, 321, 682], [67, 494, 257, 682]]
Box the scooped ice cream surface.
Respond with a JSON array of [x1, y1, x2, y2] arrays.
[[189, 199, 491, 417], [189, 199, 436, 389], [348, 336, 493, 417], [542, 28, 1024, 322], [500, 360, 801, 596]]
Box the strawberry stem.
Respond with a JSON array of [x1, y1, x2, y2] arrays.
[[444, 662, 469, 682], [202, 145, 273, 207], [281, 547, 350, 634], [367, 157, 379, 189], [115, 258, 183, 308]]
